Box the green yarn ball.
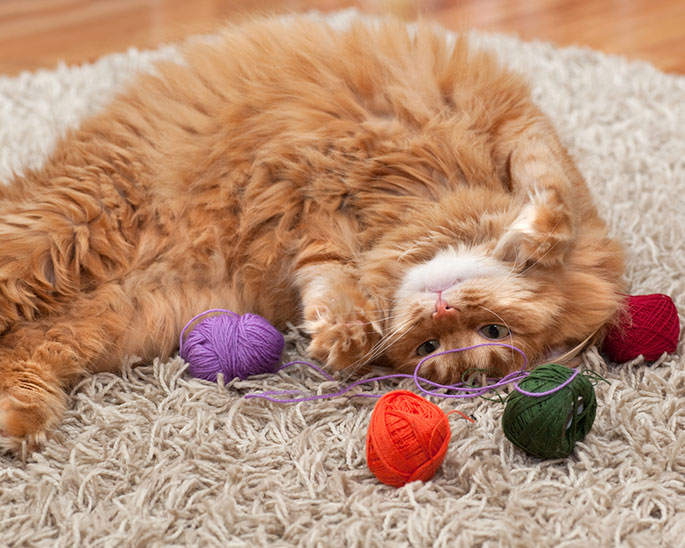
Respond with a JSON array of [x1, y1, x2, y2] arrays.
[[502, 363, 597, 459]]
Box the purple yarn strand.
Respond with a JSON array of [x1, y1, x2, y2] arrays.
[[179, 308, 239, 356], [513, 367, 579, 397], [245, 342, 544, 403], [410, 343, 529, 399]]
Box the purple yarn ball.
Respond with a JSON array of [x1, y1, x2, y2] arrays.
[[180, 312, 284, 382]]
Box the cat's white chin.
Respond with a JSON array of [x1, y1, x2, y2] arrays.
[[396, 245, 510, 302]]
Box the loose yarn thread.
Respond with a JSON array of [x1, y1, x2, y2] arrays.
[[244, 343, 591, 404]]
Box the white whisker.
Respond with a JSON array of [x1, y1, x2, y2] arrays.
[[545, 330, 597, 365], [339, 318, 417, 382], [477, 304, 518, 368], [518, 239, 559, 276], [353, 319, 412, 367], [516, 214, 564, 276]]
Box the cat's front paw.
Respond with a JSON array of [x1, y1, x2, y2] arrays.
[[304, 297, 383, 372]]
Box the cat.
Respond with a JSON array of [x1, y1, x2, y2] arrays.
[[0, 16, 624, 452]]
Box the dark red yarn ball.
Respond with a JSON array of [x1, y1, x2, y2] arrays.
[[603, 294, 680, 362]]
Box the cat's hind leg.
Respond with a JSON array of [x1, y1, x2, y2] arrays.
[[0, 271, 202, 454], [0, 282, 132, 452]]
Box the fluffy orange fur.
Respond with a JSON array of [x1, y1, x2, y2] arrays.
[[0, 17, 624, 452]]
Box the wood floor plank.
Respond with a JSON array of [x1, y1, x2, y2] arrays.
[[0, 0, 683, 74]]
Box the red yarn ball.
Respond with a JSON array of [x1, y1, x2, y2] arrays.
[[603, 293, 680, 362], [366, 390, 451, 488]]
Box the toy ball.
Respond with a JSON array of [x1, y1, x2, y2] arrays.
[[502, 363, 597, 459], [366, 390, 452, 488], [602, 293, 680, 363], [180, 310, 284, 382]]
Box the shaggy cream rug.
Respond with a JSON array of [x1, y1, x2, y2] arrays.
[[1, 10, 683, 548]]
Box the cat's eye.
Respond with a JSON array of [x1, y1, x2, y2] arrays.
[[417, 339, 441, 356], [478, 324, 511, 340]]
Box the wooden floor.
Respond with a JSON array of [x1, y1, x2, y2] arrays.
[[0, 0, 684, 75]]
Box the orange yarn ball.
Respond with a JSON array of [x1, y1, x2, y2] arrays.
[[366, 390, 452, 488]]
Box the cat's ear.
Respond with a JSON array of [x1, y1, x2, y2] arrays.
[[490, 109, 586, 269], [493, 132, 576, 269], [494, 186, 574, 269]]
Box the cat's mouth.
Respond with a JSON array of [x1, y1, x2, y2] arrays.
[[394, 246, 511, 306], [426, 279, 462, 293]]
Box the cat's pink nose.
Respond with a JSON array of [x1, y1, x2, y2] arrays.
[[433, 298, 455, 320]]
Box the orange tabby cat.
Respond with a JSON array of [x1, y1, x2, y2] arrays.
[[0, 17, 624, 452]]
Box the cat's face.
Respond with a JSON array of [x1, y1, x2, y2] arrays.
[[361, 190, 624, 383], [382, 245, 557, 382]]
